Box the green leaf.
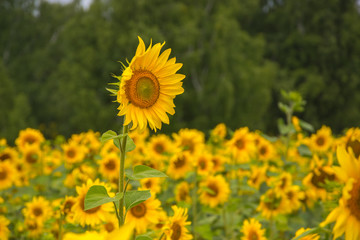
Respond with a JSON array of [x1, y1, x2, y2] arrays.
[[291, 227, 320, 240], [101, 130, 118, 143], [126, 165, 168, 180], [135, 236, 152, 240], [125, 136, 136, 152], [84, 185, 123, 211], [299, 119, 315, 132], [297, 144, 312, 157], [125, 190, 151, 211]]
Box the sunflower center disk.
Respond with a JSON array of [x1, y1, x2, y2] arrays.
[[131, 203, 147, 218], [348, 180, 360, 220], [126, 71, 160, 108]]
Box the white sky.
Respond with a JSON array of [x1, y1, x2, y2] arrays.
[[46, 0, 93, 9]]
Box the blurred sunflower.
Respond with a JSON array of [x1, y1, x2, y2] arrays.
[[99, 152, 120, 181], [0, 161, 16, 190], [175, 181, 192, 204], [25, 218, 44, 238], [62, 140, 88, 168], [247, 165, 268, 190], [147, 134, 174, 160], [256, 138, 277, 161], [125, 195, 162, 234], [15, 128, 45, 152], [195, 152, 214, 176], [114, 36, 184, 132], [210, 123, 227, 144], [167, 152, 193, 180], [101, 214, 119, 234], [100, 140, 119, 157], [163, 206, 192, 240], [72, 179, 113, 227], [293, 228, 320, 240], [61, 196, 77, 223], [285, 185, 305, 213], [22, 144, 42, 167], [0, 215, 10, 240], [23, 196, 52, 223], [321, 146, 360, 239], [140, 177, 163, 195], [257, 188, 289, 219], [210, 154, 227, 173], [307, 125, 333, 153], [172, 129, 205, 155], [199, 175, 230, 208], [343, 127, 360, 159], [0, 147, 18, 163], [240, 218, 267, 240], [227, 127, 256, 163]]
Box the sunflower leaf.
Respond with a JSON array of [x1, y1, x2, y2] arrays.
[[135, 236, 152, 240], [297, 144, 312, 157], [124, 190, 151, 211], [291, 227, 321, 240], [125, 136, 136, 152], [84, 185, 123, 211], [101, 130, 127, 146], [126, 165, 167, 180]]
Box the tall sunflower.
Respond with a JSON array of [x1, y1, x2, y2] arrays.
[[321, 145, 360, 239], [163, 206, 193, 240], [240, 218, 267, 240], [114, 37, 184, 132]]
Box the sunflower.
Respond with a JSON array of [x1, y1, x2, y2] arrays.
[[25, 218, 44, 238], [175, 181, 192, 204], [284, 185, 305, 213], [0, 147, 18, 163], [61, 196, 77, 223], [292, 116, 302, 132], [163, 206, 192, 240], [100, 214, 119, 234], [23, 196, 52, 223], [0, 161, 16, 190], [125, 195, 162, 234], [167, 152, 193, 180], [99, 152, 120, 181], [257, 188, 289, 219], [22, 144, 42, 167], [172, 129, 205, 155], [72, 179, 113, 227], [140, 177, 163, 195], [321, 145, 360, 239], [293, 228, 320, 240], [147, 134, 174, 160], [227, 127, 256, 163], [256, 138, 277, 162], [307, 125, 333, 153], [342, 127, 360, 159], [0, 215, 10, 240], [247, 165, 268, 190], [195, 152, 214, 176], [210, 123, 227, 145], [114, 36, 184, 132], [15, 128, 45, 152], [240, 218, 267, 240], [303, 155, 336, 201], [62, 140, 88, 168], [100, 140, 120, 157], [199, 175, 230, 208]]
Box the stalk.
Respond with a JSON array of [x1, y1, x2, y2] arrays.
[[118, 124, 129, 226]]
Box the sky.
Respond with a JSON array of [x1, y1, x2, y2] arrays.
[[46, 0, 93, 9]]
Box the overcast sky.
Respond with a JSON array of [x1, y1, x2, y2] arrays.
[[46, 0, 93, 9]]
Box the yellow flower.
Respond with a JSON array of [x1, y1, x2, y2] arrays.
[[199, 175, 230, 208], [0, 146, 18, 162], [256, 138, 277, 161], [257, 188, 289, 219], [210, 123, 227, 141], [115, 36, 184, 132], [293, 228, 320, 240], [343, 127, 360, 160], [292, 116, 301, 132], [195, 152, 214, 176], [61, 196, 77, 223], [172, 129, 205, 155], [241, 218, 267, 240], [100, 214, 119, 234], [140, 177, 163, 196], [125, 195, 162, 234], [72, 179, 114, 227], [163, 206, 192, 240], [62, 140, 88, 168], [167, 152, 193, 180], [210, 154, 227, 173], [321, 146, 360, 239], [15, 128, 45, 152], [247, 165, 268, 190], [285, 185, 305, 213], [175, 181, 192, 204], [25, 218, 44, 238], [307, 125, 333, 153], [23, 196, 52, 223], [147, 134, 174, 160], [99, 152, 120, 181], [0, 215, 10, 240], [22, 144, 42, 167], [0, 161, 16, 190], [227, 127, 256, 163]]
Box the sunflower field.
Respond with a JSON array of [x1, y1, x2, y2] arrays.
[[2, 31, 360, 240]]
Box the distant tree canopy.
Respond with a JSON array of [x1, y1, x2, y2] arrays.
[[1, 0, 359, 141]]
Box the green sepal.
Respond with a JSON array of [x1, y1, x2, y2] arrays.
[[84, 185, 123, 211], [125, 190, 151, 211], [126, 165, 167, 180]]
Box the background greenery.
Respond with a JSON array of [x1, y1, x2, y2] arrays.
[[1, 0, 360, 141]]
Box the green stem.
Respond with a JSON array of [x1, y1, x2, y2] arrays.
[[159, 232, 165, 240], [118, 124, 129, 227], [192, 169, 198, 240], [58, 214, 64, 240]]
